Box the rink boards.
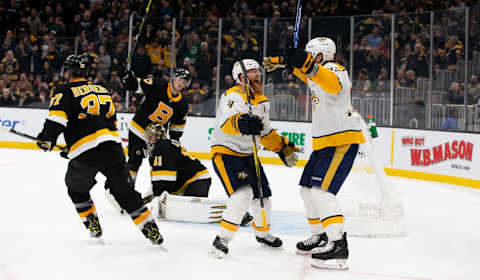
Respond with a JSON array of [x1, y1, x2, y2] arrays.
[[0, 107, 479, 188]]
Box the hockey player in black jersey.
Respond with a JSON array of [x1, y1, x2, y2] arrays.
[[36, 55, 163, 245], [121, 68, 190, 184], [145, 123, 211, 198]]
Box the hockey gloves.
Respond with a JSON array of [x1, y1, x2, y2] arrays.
[[262, 56, 286, 72], [36, 131, 55, 151], [278, 138, 300, 167], [119, 69, 138, 91], [238, 114, 263, 135], [263, 48, 315, 74]]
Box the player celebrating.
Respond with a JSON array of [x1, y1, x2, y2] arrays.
[[36, 55, 163, 245], [263, 37, 366, 269], [209, 59, 300, 258]]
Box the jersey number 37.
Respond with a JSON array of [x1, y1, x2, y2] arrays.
[[80, 94, 115, 118]]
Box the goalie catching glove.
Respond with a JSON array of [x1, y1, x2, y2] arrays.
[[263, 47, 315, 75], [278, 138, 300, 167]]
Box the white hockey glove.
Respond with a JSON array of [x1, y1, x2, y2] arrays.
[[262, 56, 286, 72]]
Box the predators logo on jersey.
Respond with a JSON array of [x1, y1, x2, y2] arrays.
[[237, 171, 248, 180]]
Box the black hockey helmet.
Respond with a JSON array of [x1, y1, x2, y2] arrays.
[[173, 68, 191, 87], [64, 54, 88, 77]]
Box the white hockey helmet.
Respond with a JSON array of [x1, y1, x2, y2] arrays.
[[232, 59, 261, 84], [305, 37, 336, 64]]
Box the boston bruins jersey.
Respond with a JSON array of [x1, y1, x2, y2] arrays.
[[149, 140, 210, 195], [129, 78, 188, 142], [42, 79, 121, 159]]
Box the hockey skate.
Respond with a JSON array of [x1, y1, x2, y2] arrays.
[[83, 213, 102, 238], [255, 233, 283, 249], [296, 232, 328, 255], [311, 233, 349, 270], [240, 212, 253, 227], [141, 220, 164, 246], [209, 236, 229, 258]]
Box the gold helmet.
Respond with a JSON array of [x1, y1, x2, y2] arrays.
[[144, 123, 167, 157], [145, 123, 167, 144]]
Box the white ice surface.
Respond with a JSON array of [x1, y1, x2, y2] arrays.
[[0, 148, 479, 280]]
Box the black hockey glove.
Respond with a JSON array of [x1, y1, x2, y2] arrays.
[[36, 131, 55, 151], [277, 138, 300, 167], [119, 68, 138, 91], [59, 150, 69, 159], [285, 47, 315, 75], [237, 114, 263, 135]]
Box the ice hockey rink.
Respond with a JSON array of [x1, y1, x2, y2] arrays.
[[0, 148, 479, 280]]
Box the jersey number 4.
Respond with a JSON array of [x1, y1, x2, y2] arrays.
[[148, 101, 173, 124], [80, 94, 115, 118]]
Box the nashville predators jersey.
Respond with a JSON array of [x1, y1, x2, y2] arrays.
[[211, 85, 287, 156], [149, 140, 210, 195], [43, 79, 121, 159], [293, 62, 366, 151], [129, 78, 188, 142]]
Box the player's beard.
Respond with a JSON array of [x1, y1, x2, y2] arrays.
[[249, 78, 263, 94]]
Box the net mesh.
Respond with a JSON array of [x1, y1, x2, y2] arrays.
[[338, 112, 405, 237]]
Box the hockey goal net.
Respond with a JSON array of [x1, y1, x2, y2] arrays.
[[337, 112, 405, 237]]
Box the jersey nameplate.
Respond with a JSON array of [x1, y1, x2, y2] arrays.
[[71, 85, 109, 97]]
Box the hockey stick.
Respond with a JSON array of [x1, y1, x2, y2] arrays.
[[125, 0, 154, 67], [0, 126, 66, 151], [238, 60, 267, 228], [293, 0, 302, 48]]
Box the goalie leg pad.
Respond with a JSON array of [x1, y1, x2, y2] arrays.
[[219, 185, 253, 241], [300, 186, 324, 234], [311, 187, 344, 241]]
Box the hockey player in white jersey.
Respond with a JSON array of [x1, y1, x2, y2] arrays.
[[209, 59, 300, 258], [263, 37, 366, 270]]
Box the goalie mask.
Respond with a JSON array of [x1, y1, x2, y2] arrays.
[[144, 123, 167, 156]]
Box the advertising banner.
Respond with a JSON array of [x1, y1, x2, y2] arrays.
[[392, 128, 479, 181]]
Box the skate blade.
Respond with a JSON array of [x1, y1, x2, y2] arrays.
[[311, 258, 349, 270], [209, 248, 227, 259], [154, 244, 168, 252], [295, 249, 312, 255], [94, 237, 105, 245], [259, 243, 284, 250]]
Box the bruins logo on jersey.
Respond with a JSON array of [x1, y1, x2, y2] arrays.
[[237, 171, 248, 180]]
